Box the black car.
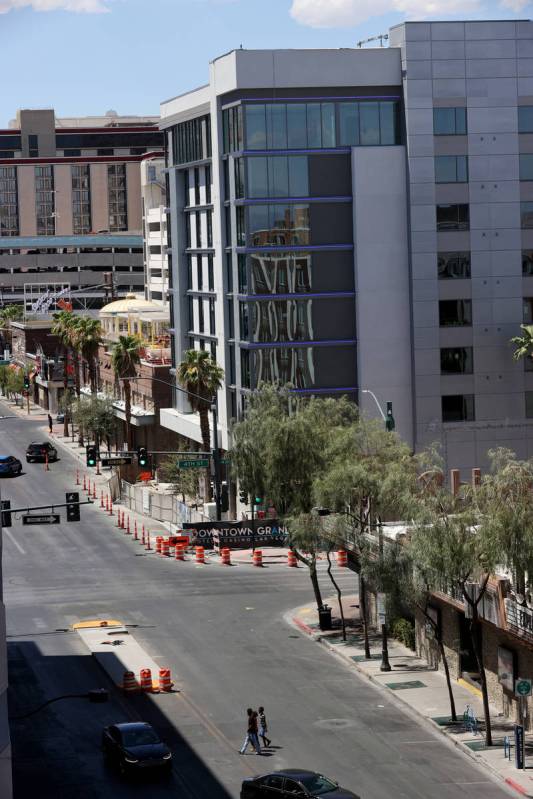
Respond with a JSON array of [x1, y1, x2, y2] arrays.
[[241, 770, 360, 798], [101, 722, 172, 776], [26, 442, 58, 463], [0, 454, 22, 477]]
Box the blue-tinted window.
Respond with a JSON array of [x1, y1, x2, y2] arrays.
[[321, 103, 336, 148], [270, 156, 288, 196], [433, 107, 467, 136], [519, 107, 533, 133], [521, 202, 533, 229], [520, 154, 533, 181], [288, 156, 308, 196], [247, 156, 308, 198], [339, 103, 359, 146], [379, 102, 398, 145], [245, 104, 267, 150], [287, 104, 307, 148], [307, 104, 322, 148], [248, 204, 310, 247], [266, 104, 287, 149], [435, 155, 468, 183], [359, 103, 380, 146]]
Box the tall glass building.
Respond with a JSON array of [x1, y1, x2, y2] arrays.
[[161, 21, 533, 478]]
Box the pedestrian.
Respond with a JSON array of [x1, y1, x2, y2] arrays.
[[239, 708, 261, 755], [47, 413, 53, 434], [258, 706, 271, 747]]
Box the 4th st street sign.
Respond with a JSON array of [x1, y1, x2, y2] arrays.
[[178, 459, 209, 469], [22, 513, 61, 525]]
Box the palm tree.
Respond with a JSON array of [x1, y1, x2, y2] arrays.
[[177, 350, 224, 494], [74, 317, 102, 395], [111, 335, 142, 448], [52, 310, 77, 438], [0, 304, 23, 351], [512, 324, 533, 364]]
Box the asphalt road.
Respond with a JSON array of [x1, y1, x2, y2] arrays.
[[1, 404, 512, 799]]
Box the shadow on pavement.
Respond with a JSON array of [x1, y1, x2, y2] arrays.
[[8, 641, 234, 799]]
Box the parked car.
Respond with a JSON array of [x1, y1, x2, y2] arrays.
[[56, 411, 70, 424], [0, 455, 22, 477], [26, 442, 58, 463], [101, 722, 172, 776], [241, 770, 360, 798]]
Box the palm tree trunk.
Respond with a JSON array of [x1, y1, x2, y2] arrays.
[[63, 347, 69, 438], [199, 406, 212, 499], [124, 379, 132, 449]]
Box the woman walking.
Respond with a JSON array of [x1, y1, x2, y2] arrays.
[[239, 708, 261, 755]]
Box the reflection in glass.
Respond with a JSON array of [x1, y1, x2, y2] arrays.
[[339, 103, 359, 146], [321, 103, 336, 147], [247, 156, 309, 198], [245, 104, 267, 150], [251, 299, 313, 342], [248, 157, 268, 198], [438, 252, 471, 279], [307, 104, 322, 148], [248, 205, 310, 247], [379, 102, 397, 145], [360, 103, 380, 146], [252, 347, 315, 389], [250, 253, 312, 294], [266, 104, 287, 149], [287, 104, 307, 148]]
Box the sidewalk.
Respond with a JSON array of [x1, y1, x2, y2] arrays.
[[290, 594, 533, 798]]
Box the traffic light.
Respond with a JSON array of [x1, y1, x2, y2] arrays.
[[66, 491, 80, 522], [220, 482, 229, 513], [23, 374, 30, 391], [86, 445, 97, 467], [239, 487, 248, 505], [137, 447, 149, 468], [253, 495, 262, 506], [0, 500, 11, 527], [385, 401, 395, 432]]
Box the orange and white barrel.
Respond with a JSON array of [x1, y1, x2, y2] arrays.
[[155, 536, 163, 554], [336, 550, 348, 567], [140, 668, 153, 693], [287, 550, 298, 567], [195, 546, 205, 564], [175, 544, 186, 561], [158, 668, 173, 692], [122, 671, 139, 694], [160, 539, 170, 557], [253, 549, 263, 567], [220, 547, 231, 565]]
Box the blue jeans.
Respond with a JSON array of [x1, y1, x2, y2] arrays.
[[240, 732, 261, 753]]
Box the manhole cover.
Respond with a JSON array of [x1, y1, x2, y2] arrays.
[[314, 719, 356, 730]]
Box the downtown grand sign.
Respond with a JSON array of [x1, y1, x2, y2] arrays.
[[182, 520, 288, 547]]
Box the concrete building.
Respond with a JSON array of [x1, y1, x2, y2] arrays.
[[0, 561, 10, 799], [141, 157, 169, 305], [160, 20, 533, 474], [0, 109, 164, 311]]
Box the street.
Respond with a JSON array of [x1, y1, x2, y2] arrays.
[[2, 404, 511, 799]]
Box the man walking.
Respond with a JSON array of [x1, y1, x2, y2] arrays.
[[239, 708, 261, 755], [47, 413, 53, 434], [258, 706, 271, 748]]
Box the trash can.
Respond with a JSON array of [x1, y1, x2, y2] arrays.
[[318, 604, 332, 631]]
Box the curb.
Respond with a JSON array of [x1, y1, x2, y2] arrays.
[[289, 613, 530, 799]]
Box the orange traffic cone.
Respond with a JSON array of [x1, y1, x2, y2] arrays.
[[141, 525, 145, 545], [92, 482, 96, 499], [100, 490, 104, 509], [126, 516, 131, 535], [76, 469, 80, 486], [83, 474, 87, 492], [105, 495, 109, 513], [145, 531, 151, 550], [134, 521, 138, 540]]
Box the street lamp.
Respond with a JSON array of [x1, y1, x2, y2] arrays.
[[118, 374, 223, 521]]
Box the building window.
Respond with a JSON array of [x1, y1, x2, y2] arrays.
[[442, 394, 475, 422], [209, 297, 216, 334], [436, 204, 469, 231], [226, 253, 233, 292], [241, 349, 251, 388], [222, 105, 243, 154], [438, 251, 471, 279], [148, 221, 160, 232], [198, 298, 204, 332], [439, 299, 472, 327], [240, 304, 249, 339], [196, 256, 203, 290], [207, 210, 213, 248], [526, 391, 533, 418], [248, 204, 310, 247], [521, 154, 533, 181], [205, 164, 211, 204], [247, 156, 308, 199], [238, 254, 247, 292], [440, 347, 473, 374], [234, 157, 245, 199], [187, 255, 193, 290], [519, 107, 533, 133], [523, 251, 533, 275], [35, 165, 55, 235], [435, 155, 468, 184], [195, 212, 202, 248], [0, 165, 19, 236], [173, 115, 211, 164], [188, 297, 194, 331], [208, 254, 214, 291], [210, 341, 217, 361], [183, 169, 190, 207], [236, 206, 245, 247], [28, 134, 38, 158], [108, 164, 127, 231], [149, 245, 161, 255], [522, 203, 533, 229], [524, 297, 533, 322], [433, 107, 467, 136], [72, 165, 91, 234], [194, 167, 200, 205]]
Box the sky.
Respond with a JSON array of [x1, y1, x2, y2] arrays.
[[0, 0, 532, 127]]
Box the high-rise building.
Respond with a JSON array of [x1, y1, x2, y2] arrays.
[[0, 109, 164, 311], [160, 21, 533, 474], [140, 157, 169, 304]]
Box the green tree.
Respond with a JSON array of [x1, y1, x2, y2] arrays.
[[6, 369, 24, 405], [410, 478, 495, 745], [74, 317, 102, 395], [176, 349, 224, 496], [159, 457, 201, 504], [0, 365, 9, 396], [111, 335, 141, 448], [73, 396, 117, 451], [0, 304, 23, 349], [511, 324, 533, 365], [52, 310, 78, 438]]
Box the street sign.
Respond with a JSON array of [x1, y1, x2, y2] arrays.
[[515, 679, 532, 697], [178, 459, 209, 469], [220, 458, 231, 465], [515, 724, 525, 769], [22, 514, 61, 525], [100, 457, 132, 466], [377, 592, 387, 626]]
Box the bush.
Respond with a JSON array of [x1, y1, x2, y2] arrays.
[[390, 618, 415, 650]]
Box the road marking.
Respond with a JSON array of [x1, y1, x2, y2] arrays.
[[32, 618, 47, 630], [4, 529, 25, 554]]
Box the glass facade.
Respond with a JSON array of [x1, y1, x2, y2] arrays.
[[0, 166, 19, 236], [435, 156, 468, 183], [247, 155, 309, 198], [239, 100, 400, 151], [436, 204, 469, 231], [520, 154, 533, 181], [440, 347, 473, 374], [248, 204, 310, 247], [108, 164, 127, 231], [35, 165, 55, 235], [172, 115, 211, 165], [439, 299, 472, 327], [519, 107, 533, 133], [71, 165, 91, 234], [442, 394, 475, 422], [433, 107, 467, 135], [438, 251, 471, 279], [241, 344, 357, 390]]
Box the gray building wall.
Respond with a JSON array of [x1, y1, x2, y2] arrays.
[[390, 20, 533, 473]]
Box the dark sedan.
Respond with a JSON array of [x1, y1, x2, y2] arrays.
[[101, 722, 172, 776], [241, 769, 360, 798], [26, 441, 58, 463], [0, 455, 22, 477]]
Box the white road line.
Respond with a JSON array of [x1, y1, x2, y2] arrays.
[[4, 528, 26, 554]]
